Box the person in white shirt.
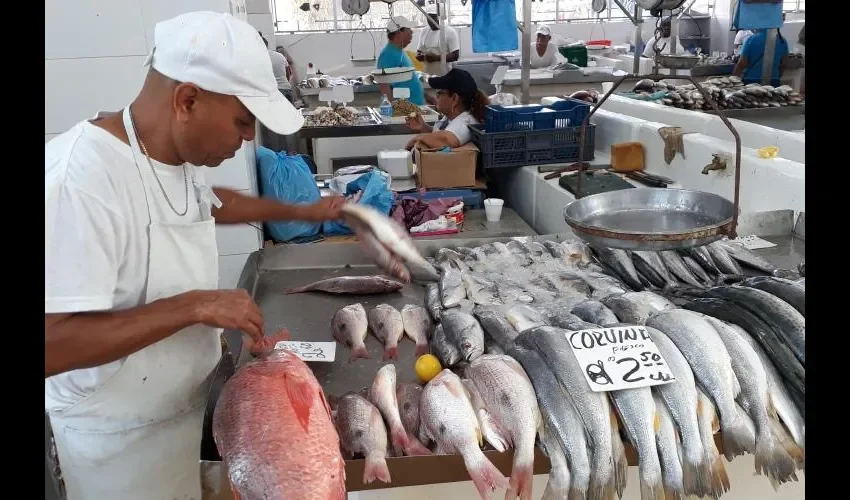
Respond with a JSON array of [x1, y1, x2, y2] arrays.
[[45, 12, 344, 500], [260, 33, 291, 94], [404, 68, 489, 150], [643, 16, 672, 58], [530, 25, 559, 68], [416, 3, 460, 76], [734, 29, 754, 56]]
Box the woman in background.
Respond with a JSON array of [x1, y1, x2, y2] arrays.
[[405, 68, 489, 150]]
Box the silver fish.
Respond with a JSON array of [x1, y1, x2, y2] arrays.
[[571, 299, 620, 327], [632, 251, 677, 288], [609, 387, 664, 500], [396, 382, 432, 456], [473, 305, 518, 353], [659, 250, 705, 288], [706, 241, 743, 276], [285, 275, 404, 295], [420, 370, 510, 498], [701, 316, 797, 484], [682, 255, 713, 284], [430, 324, 461, 367], [505, 304, 548, 333], [646, 310, 754, 459], [740, 276, 805, 316], [369, 364, 410, 456], [653, 393, 684, 500], [681, 246, 722, 277], [463, 379, 509, 452], [603, 291, 675, 325], [694, 390, 731, 498], [462, 272, 501, 306], [716, 239, 781, 276], [466, 355, 541, 500], [539, 421, 572, 500], [439, 267, 466, 308], [491, 276, 534, 304], [341, 203, 440, 282], [368, 304, 404, 360], [441, 309, 485, 362], [401, 304, 433, 357], [424, 282, 443, 322], [590, 245, 645, 290], [645, 326, 715, 498], [506, 240, 534, 267], [561, 239, 594, 267], [542, 240, 568, 259], [516, 327, 616, 500], [335, 392, 391, 484], [509, 344, 591, 500], [332, 303, 370, 362]]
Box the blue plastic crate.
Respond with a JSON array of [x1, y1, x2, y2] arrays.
[[469, 123, 596, 169], [484, 104, 545, 132], [546, 98, 592, 128]]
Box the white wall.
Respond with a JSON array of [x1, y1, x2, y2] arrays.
[[45, 0, 265, 289]]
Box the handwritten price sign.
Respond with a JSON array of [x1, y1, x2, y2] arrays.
[[564, 325, 676, 392], [274, 341, 337, 362]]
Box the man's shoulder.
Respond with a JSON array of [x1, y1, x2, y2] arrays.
[[46, 121, 137, 205]]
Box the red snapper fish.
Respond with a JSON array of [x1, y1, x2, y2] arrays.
[[213, 334, 346, 500]]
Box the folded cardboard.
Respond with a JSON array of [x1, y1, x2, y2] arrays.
[[415, 143, 479, 189]]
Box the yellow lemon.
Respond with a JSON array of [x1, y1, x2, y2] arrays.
[[415, 354, 442, 383]]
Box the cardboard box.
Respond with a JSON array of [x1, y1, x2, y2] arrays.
[[415, 143, 478, 189]]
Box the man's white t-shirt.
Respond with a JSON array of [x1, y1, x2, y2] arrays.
[[417, 27, 460, 75], [434, 111, 479, 146], [45, 118, 209, 412], [734, 30, 754, 55], [530, 41, 559, 69], [268, 49, 290, 90]]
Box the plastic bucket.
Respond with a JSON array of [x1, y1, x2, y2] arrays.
[[484, 198, 505, 222]]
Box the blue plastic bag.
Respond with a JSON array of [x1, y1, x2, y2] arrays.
[[323, 169, 394, 235], [472, 0, 518, 53], [255, 146, 322, 242]]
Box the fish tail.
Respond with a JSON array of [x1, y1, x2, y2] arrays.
[[611, 427, 629, 497], [663, 485, 683, 500], [384, 344, 399, 361], [586, 470, 616, 500], [249, 328, 292, 356], [541, 475, 570, 500], [349, 344, 371, 362], [567, 486, 588, 500], [363, 451, 391, 484], [230, 482, 242, 500], [391, 424, 410, 455], [283, 285, 308, 294], [754, 430, 799, 487], [720, 413, 756, 459], [463, 446, 510, 499], [680, 456, 710, 498], [639, 473, 665, 500], [404, 434, 433, 456], [704, 449, 731, 499], [506, 445, 535, 500], [415, 341, 430, 357]]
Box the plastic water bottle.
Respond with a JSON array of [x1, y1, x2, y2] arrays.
[[379, 95, 392, 118]]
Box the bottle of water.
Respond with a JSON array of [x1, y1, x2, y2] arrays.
[[379, 95, 392, 118]]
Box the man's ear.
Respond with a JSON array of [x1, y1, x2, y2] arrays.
[[173, 83, 202, 123]]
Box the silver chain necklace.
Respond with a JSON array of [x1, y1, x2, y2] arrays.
[[129, 111, 189, 217]]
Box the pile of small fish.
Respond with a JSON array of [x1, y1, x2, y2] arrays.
[[303, 105, 361, 127], [409, 237, 804, 499], [631, 77, 804, 111]]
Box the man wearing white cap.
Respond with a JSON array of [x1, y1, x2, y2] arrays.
[[531, 25, 560, 68], [416, 2, 460, 76], [377, 15, 426, 105], [44, 11, 344, 500]]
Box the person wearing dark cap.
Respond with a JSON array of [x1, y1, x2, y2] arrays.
[[404, 68, 489, 150]]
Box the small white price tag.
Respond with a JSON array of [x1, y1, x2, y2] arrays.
[[730, 235, 776, 250], [274, 341, 337, 362], [565, 325, 676, 392]]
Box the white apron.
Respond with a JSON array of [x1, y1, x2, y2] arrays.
[[47, 107, 223, 500]]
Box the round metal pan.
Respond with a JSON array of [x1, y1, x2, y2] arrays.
[[563, 188, 735, 251]]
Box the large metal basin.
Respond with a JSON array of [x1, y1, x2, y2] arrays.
[[563, 188, 735, 250]]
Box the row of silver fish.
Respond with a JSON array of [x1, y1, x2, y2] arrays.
[[415, 237, 803, 500]]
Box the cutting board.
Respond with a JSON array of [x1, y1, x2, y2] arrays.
[[559, 171, 635, 197]]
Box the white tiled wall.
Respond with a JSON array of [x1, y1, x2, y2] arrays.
[[45, 0, 267, 290]]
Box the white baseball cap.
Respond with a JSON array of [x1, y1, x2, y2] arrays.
[[143, 11, 303, 135], [536, 25, 552, 37], [387, 16, 415, 33]]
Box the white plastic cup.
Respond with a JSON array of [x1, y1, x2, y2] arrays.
[[484, 198, 505, 222]]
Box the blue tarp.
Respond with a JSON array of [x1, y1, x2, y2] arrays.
[[471, 0, 518, 53]]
